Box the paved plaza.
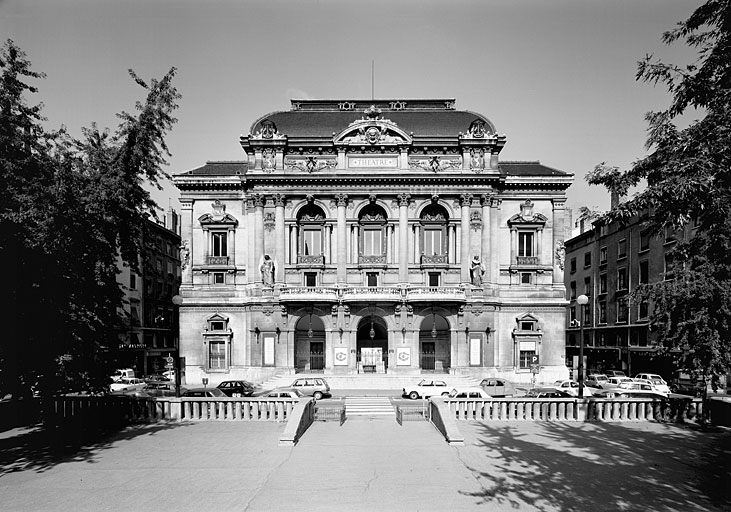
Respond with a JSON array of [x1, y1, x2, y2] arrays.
[[0, 418, 729, 512]]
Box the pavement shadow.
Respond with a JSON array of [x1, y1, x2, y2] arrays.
[[0, 421, 192, 476], [457, 420, 731, 512]]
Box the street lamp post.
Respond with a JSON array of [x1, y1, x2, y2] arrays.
[[577, 294, 589, 398], [171, 294, 183, 397]]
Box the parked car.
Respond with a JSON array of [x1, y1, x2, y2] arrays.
[[605, 376, 633, 388], [182, 387, 227, 398], [403, 379, 451, 400], [143, 374, 170, 383], [109, 378, 147, 393], [525, 387, 573, 398], [448, 387, 492, 399], [145, 381, 182, 397], [605, 370, 627, 378], [585, 374, 609, 388], [290, 378, 331, 400], [479, 378, 516, 397], [619, 381, 669, 397], [634, 373, 670, 394], [553, 380, 596, 396], [111, 368, 135, 382], [162, 369, 177, 381], [217, 380, 254, 397], [264, 388, 304, 399], [594, 388, 667, 400]]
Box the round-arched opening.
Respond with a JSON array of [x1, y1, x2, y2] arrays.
[[294, 314, 325, 372], [296, 203, 326, 263], [356, 315, 389, 373], [419, 313, 451, 373]]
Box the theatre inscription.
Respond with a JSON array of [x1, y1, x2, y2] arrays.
[[348, 157, 398, 168]]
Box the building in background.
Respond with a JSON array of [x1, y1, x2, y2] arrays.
[[116, 209, 181, 376], [173, 99, 573, 385], [564, 194, 685, 378]]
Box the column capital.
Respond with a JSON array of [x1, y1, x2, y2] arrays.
[[264, 196, 275, 208], [336, 193, 349, 207], [253, 194, 265, 208], [273, 193, 286, 207], [398, 193, 411, 206], [552, 198, 567, 210], [180, 199, 193, 210], [460, 193, 473, 206]]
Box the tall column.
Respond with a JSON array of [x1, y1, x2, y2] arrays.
[[481, 194, 491, 284], [180, 199, 194, 287], [246, 197, 257, 283], [490, 198, 501, 283], [460, 194, 472, 283], [254, 195, 264, 275], [398, 193, 410, 283], [336, 194, 348, 283], [274, 194, 285, 283], [552, 198, 566, 284], [510, 228, 517, 265]]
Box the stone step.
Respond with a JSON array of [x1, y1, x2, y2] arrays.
[[345, 397, 395, 416]]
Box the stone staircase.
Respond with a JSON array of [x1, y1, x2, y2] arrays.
[[257, 373, 482, 392], [344, 396, 395, 417]]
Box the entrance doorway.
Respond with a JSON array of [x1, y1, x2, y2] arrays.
[[356, 316, 388, 373], [419, 313, 450, 373], [294, 313, 325, 373]]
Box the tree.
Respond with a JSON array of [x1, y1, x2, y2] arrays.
[[0, 39, 180, 396], [587, 1, 731, 391]]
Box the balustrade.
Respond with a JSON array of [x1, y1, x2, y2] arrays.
[[207, 256, 229, 266], [516, 256, 539, 266]]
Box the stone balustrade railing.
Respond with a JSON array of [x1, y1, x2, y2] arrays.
[[444, 397, 705, 423]]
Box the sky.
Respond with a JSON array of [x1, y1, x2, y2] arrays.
[[1, 0, 701, 218]]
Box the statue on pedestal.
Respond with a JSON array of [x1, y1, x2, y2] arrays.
[[260, 254, 275, 287], [470, 255, 485, 286]]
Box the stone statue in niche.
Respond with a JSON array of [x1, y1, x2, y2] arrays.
[[260, 254, 275, 287], [470, 255, 485, 286]]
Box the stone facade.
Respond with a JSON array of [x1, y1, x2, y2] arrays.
[[173, 99, 572, 385]]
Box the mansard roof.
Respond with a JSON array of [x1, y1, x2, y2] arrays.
[[499, 161, 567, 176], [179, 161, 247, 176], [248, 99, 496, 140]]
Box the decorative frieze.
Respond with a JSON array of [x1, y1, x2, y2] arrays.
[[409, 156, 462, 172], [284, 156, 337, 173]]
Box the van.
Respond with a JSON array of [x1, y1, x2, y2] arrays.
[[111, 369, 135, 382]]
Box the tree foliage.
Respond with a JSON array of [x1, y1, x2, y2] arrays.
[[0, 39, 180, 396], [587, 1, 731, 389]]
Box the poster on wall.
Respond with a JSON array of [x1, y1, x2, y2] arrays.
[[469, 334, 482, 366], [396, 347, 411, 366], [333, 347, 348, 366], [263, 333, 275, 366]]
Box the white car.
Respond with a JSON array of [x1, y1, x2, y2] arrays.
[[553, 380, 596, 397], [111, 368, 135, 382], [403, 379, 451, 400], [619, 381, 669, 397], [448, 387, 492, 399], [605, 376, 634, 388], [634, 373, 670, 393], [110, 378, 147, 393]]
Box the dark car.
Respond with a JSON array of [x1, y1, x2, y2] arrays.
[[217, 380, 254, 397], [525, 387, 573, 398], [182, 387, 227, 398], [145, 381, 183, 397]]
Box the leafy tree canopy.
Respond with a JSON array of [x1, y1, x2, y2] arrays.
[[0, 39, 180, 396], [587, 1, 731, 390]]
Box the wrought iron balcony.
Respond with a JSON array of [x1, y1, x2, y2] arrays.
[[297, 254, 325, 265], [420, 254, 448, 265], [516, 256, 540, 266], [207, 256, 229, 266]]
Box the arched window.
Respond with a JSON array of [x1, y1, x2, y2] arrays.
[[420, 203, 449, 264], [359, 203, 387, 264], [297, 203, 326, 264]]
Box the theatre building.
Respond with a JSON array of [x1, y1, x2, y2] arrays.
[[173, 99, 572, 385]]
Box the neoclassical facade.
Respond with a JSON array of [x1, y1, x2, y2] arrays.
[[173, 99, 572, 384]]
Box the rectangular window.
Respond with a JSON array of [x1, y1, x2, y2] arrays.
[[423, 228, 442, 256], [599, 246, 607, 264], [617, 298, 628, 322], [599, 273, 607, 294], [167, 261, 173, 275], [639, 260, 649, 284], [209, 340, 226, 370], [519, 350, 536, 369], [618, 239, 627, 259], [520, 272, 532, 284], [583, 304, 591, 324], [639, 301, 649, 319], [363, 228, 382, 256], [304, 272, 317, 287], [584, 276, 591, 296], [616, 331, 627, 346], [520, 321, 535, 331], [599, 301, 607, 324], [212, 232, 228, 257], [570, 257, 577, 274], [617, 268, 627, 290], [664, 252, 674, 279], [570, 306, 577, 322], [213, 272, 225, 284], [664, 225, 676, 243], [210, 321, 225, 331], [428, 272, 440, 287], [584, 252, 591, 268], [569, 281, 576, 300], [303, 228, 322, 256], [640, 231, 650, 251], [518, 232, 534, 257], [366, 272, 378, 287], [130, 273, 137, 290]]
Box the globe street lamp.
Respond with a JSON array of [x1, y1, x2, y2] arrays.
[[576, 294, 589, 398]]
